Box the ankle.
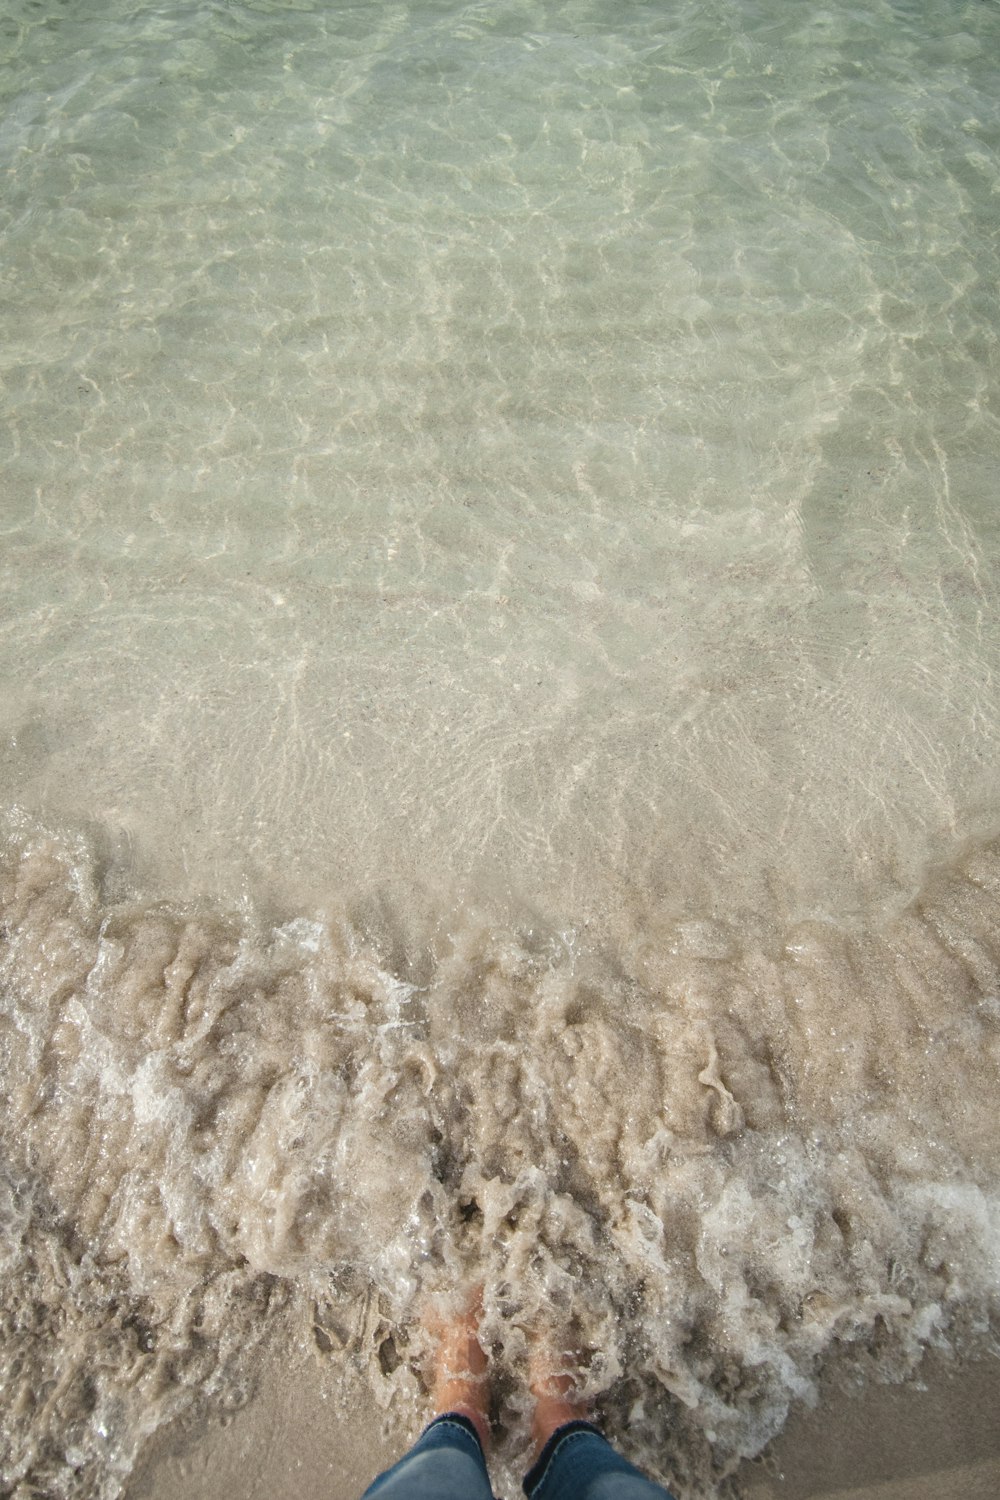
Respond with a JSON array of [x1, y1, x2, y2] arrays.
[[530, 1391, 589, 1456], [528, 1355, 590, 1457], [441, 1400, 491, 1453]]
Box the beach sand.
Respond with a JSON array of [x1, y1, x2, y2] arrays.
[[127, 1341, 1000, 1500]]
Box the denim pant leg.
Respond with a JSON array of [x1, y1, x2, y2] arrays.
[[361, 1413, 493, 1500], [523, 1421, 676, 1500]]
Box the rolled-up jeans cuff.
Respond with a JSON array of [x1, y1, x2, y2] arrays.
[[361, 1409, 493, 1500], [522, 1419, 606, 1497], [424, 1410, 486, 1455]]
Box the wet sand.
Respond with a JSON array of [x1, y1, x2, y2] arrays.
[[128, 1341, 1000, 1500]]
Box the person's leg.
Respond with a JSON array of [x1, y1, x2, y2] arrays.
[[360, 1293, 493, 1500], [424, 1288, 491, 1452], [524, 1346, 676, 1500], [523, 1422, 676, 1500], [362, 1413, 493, 1500]]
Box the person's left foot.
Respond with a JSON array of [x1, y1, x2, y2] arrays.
[[425, 1288, 491, 1452]]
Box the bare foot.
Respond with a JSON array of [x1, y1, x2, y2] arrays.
[[528, 1341, 590, 1457], [425, 1289, 491, 1452]]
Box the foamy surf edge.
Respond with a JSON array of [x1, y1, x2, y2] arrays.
[[1, 811, 999, 1498]]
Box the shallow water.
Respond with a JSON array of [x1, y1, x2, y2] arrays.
[[1, 1, 999, 1496]]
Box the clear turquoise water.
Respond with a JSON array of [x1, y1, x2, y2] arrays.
[[1, 3, 999, 1497]]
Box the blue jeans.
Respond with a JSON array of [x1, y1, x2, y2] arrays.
[[360, 1413, 676, 1500]]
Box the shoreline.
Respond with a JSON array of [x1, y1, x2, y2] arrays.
[[127, 1336, 1000, 1500]]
